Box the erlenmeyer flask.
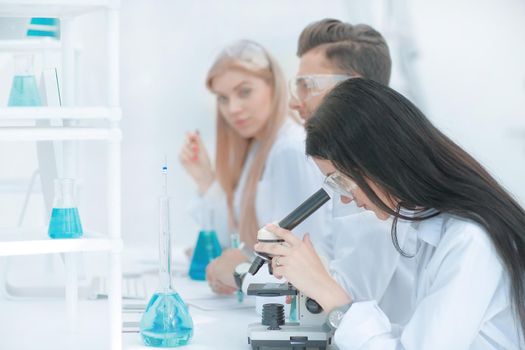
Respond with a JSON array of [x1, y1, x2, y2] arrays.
[[48, 179, 83, 239], [140, 195, 193, 347], [188, 208, 221, 281], [8, 54, 42, 106]]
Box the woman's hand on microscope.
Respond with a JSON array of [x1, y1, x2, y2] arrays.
[[179, 130, 215, 195], [254, 224, 352, 313]]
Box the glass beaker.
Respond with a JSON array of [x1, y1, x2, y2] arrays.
[[48, 178, 83, 239], [8, 54, 42, 106], [140, 195, 194, 347], [188, 209, 221, 281]]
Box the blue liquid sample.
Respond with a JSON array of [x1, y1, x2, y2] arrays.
[[8, 75, 42, 106], [48, 208, 83, 239], [188, 230, 222, 280], [140, 291, 194, 347], [289, 295, 298, 321]]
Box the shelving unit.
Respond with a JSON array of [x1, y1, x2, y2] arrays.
[[0, 228, 121, 256], [0, 39, 61, 51], [0, 1, 122, 349]]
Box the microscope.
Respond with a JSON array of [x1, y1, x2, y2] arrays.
[[247, 188, 333, 350]]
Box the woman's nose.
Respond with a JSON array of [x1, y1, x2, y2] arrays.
[[340, 195, 353, 204], [228, 97, 243, 114]]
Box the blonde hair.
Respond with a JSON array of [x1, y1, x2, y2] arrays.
[[206, 40, 290, 247]]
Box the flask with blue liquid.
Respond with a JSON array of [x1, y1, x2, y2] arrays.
[[140, 161, 193, 347], [8, 54, 42, 106], [188, 207, 221, 281], [48, 178, 83, 239]]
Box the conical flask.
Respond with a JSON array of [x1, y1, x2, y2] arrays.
[[48, 178, 83, 239], [8, 54, 42, 106], [188, 206, 221, 280], [140, 195, 194, 347]]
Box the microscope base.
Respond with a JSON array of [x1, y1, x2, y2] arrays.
[[247, 322, 332, 349]]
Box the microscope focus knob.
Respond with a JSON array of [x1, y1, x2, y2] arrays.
[[305, 297, 323, 314]]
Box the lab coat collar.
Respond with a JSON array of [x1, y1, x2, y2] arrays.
[[397, 208, 444, 248], [412, 214, 445, 248]]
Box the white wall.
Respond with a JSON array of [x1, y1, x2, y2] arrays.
[[1, 0, 524, 251], [115, 0, 525, 250], [410, 0, 525, 203], [116, 0, 356, 250]]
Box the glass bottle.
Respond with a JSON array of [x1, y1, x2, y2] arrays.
[[140, 195, 194, 347], [188, 207, 222, 281], [8, 54, 42, 106], [48, 178, 83, 239]]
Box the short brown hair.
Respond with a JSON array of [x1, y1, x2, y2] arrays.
[[297, 18, 391, 85]]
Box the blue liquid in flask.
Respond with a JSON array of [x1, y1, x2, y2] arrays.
[[141, 180, 194, 348], [188, 230, 222, 280], [140, 291, 194, 347], [48, 208, 83, 239], [8, 75, 42, 106]]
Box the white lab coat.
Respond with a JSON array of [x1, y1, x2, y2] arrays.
[[334, 213, 524, 350], [328, 211, 417, 325], [189, 117, 331, 256]]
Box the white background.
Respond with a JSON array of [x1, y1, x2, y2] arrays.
[[0, 0, 524, 251]]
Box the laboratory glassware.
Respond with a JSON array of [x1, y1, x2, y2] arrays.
[[230, 231, 244, 302], [140, 162, 193, 347], [8, 54, 42, 106], [188, 208, 221, 281], [48, 178, 83, 239]]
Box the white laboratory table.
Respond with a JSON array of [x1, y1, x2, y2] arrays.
[[0, 247, 261, 350], [123, 274, 261, 350], [123, 301, 259, 349], [0, 248, 337, 350], [0, 275, 259, 350]]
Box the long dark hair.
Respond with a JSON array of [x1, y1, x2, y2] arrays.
[[305, 78, 525, 337]]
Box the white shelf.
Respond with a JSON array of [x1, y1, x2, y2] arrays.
[[0, 127, 121, 141], [0, 39, 61, 52], [0, 0, 118, 17], [0, 227, 122, 256], [0, 107, 122, 121], [0, 3, 122, 349]]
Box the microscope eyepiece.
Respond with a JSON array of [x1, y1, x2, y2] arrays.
[[278, 189, 330, 230], [249, 188, 330, 276]]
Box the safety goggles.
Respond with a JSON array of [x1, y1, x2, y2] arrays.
[[221, 40, 270, 70], [324, 171, 358, 200], [289, 74, 352, 102]]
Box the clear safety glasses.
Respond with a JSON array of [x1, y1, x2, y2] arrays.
[[324, 171, 358, 199], [289, 74, 352, 102], [221, 40, 271, 70]]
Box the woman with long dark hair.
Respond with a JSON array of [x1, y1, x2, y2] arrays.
[[255, 78, 525, 349]]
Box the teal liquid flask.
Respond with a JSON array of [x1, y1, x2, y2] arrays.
[[188, 209, 222, 281], [48, 179, 83, 239], [140, 164, 193, 347], [8, 54, 42, 106]]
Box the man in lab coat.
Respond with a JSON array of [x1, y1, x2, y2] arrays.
[[287, 19, 416, 325]]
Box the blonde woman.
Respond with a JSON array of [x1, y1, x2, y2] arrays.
[[179, 40, 330, 294]]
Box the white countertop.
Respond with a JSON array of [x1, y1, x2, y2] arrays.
[[0, 247, 336, 349]]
